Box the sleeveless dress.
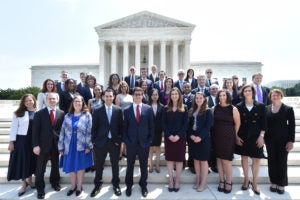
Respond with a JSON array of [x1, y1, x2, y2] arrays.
[[7, 111, 36, 181], [212, 105, 236, 161], [60, 115, 93, 173]]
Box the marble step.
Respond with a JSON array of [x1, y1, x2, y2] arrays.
[[1, 165, 300, 185], [1, 152, 300, 167]]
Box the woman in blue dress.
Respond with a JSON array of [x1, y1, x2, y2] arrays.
[[58, 95, 93, 196]]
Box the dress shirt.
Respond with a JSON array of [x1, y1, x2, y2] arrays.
[[47, 107, 56, 118], [133, 103, 142, 118], [253, 84, 263, 102], [105, 104, 112, 138]]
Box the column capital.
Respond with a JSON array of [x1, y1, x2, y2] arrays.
[[98, 39, 105, 46], [184, 39, 191, 44]]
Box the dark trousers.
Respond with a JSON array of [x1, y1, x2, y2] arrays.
[[186, 136, 194, 168], [35, 148, 60, 194], [125, 144, 149, 188], [265, 139, 289, 186], [94, 140, 120, 187]]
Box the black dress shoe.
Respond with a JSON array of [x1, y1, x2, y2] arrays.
[[125, 188, 132, 197], [277, 187, 285, 194], [90, 185, 101, 197], [168, 187, 174, 192], [173, 187, 180, 192], [113, 186, 121, 196], [37, 193, 45, 199], [18, 190, 26, 197], [270, 186, 277, 192], [67, 186, 77, 196], [141, 187, 148, 197], [241, 181, 251, 190], [52, 184, 61, 191], [76, 188, 82, 196]]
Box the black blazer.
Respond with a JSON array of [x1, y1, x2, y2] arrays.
[[123, 104, 154, 148], [124, 75, 140, 88], [184, 77, 197, 90], [148, 74, 159, 83], [77, 83, 85, 96], [81, 86, 93, 104], [191, 87, 210, 97], [153, 80, 164, 92], [207, 96, 216, 108], [174, 80, 184, 94], [59, 91, 74, 113], [92, 105, 123, 148], [32, 107, 64, 153], [262, 86, 271, 105]]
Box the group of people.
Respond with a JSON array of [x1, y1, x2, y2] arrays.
[[7, 65, 295, 198]]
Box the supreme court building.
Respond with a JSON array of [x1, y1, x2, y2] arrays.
[[31, 11, 262, 87]]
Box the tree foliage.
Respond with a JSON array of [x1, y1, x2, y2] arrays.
[[0, 87, 40, 100]]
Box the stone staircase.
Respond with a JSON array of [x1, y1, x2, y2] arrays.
[[0, 101, 300, 186]]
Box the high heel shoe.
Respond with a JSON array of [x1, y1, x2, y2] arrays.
[[26, 181, 36, 189], [67, 186, 77, 196], [250, 182, 260, 195], [217, 181, 225, 192], [224, 182, 232, 194], [18, 182, 28, 196], [241, 181, 251, 190], [76, 187, 83, 196]]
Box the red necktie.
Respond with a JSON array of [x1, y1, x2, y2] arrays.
[[160, 81, 164, 91], [136, 105, 140, 122], [50, 109, 55, 126]]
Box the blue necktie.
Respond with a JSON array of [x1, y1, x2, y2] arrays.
[[107, 107, 112, 138]]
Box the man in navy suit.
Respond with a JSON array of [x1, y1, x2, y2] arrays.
[[56, 70, 69, 96], [252, 72, 271, 105], [205, 68, 219, 87], [77, 72, 87, 96], [191, 75, 210, 96], [32, 92, 65, 199], [123, 87, 154, 198], [90, 89, 123, 197], [147, 65, 159, 83], [174, 69, 185, 94], [124, 66, 140, 94], [153, 70, 166, 92]]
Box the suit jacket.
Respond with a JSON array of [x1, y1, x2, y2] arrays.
[[59, 91, 75, 113], [124, 75, 140, 88], [184, 77, 198, 90], [182, 93, 195, 111], [77, 83, 85, 96], [162, 105, 189, 139], [81, 86, 94, 104], [174, 80, 184, 94], [187, 109, 213, 140], [207, 95, 216, 108], [262, 86, 271, 105], [92, 105, 123, 148], [148, 74, 159, 83], [159, 91, 169, 105], [191, 87, 210, 96], [153, 80, 164, 92], [205, 78, 219, 87], [32, 107, 64, 154], [123, 104, 154, 148], [56, 82, 64, 95], [58, 112, 92, 155]]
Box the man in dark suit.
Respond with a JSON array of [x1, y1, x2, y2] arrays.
[[123, 87, 154, 198], [191, 75, 210, 96], [124, 66, 140, 94], [252, 72, 271, 105], [136, 68, 153, 94], [32, 92, 65, 199], [77, 72, 87, 95], [56, 70, 69, 95], [182, 82, 195, 173], [174, 69, 185, 94], [205, 68, 219, 87], [90, 89, 123, 197], [147, 65, 159, 83], [153, 70, 166, 92]]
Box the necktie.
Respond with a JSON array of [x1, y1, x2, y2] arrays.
[[256, 85, 263, 103], [208, 79, 211, 86], [136, 105, 140, 122], [107, 107, 112, 138], [160, 81, 164, 91], [130, 75, 134, 88], [61, 82, 64, 91], [50, 109, 55, 126]]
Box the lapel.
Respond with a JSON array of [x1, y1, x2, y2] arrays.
[[101, 105, 109, 125]]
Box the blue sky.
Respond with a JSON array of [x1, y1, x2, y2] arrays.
[[0, 0, 299, 89]]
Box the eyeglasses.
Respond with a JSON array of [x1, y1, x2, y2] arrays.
[[206, 71, 212, 74], [233, 77, 238, 80], [134, 93, 143, 96]]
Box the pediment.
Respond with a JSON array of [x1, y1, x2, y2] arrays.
[[96, 11, 195, 29]]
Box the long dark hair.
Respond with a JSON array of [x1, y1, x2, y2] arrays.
[[41, 79, 57, 93], [14, 94, 37, 117], [189, 92, 207, 117]]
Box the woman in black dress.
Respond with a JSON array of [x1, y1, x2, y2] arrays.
[[162, 87, 188, 192], [212, 90, 240, 194], [235, 84, 267, 195], [59, 78, 78, 113], [148, 88, 163, 173], [265, 89, 295, 194], [188, 92, 213, 192], [7, 94, 37, 196]]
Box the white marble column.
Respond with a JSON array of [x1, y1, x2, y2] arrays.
[[184, 39, 191, 70], [172, 40, 179, 79], [160, 40, 166, 72], [123, 40, 129, 79], [148, 40, 154, 73], [98, 39, 105, 85], [111, 40, 117, 74], [135, 40, 141, 75]]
